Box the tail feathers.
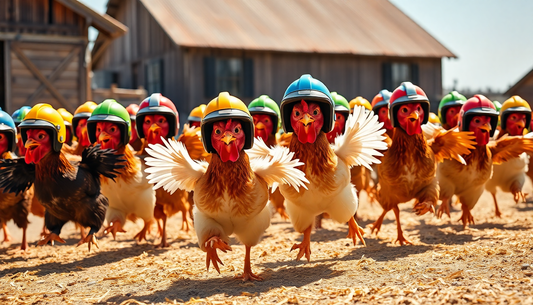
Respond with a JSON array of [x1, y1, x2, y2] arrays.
[[81, 144, 126, 180]]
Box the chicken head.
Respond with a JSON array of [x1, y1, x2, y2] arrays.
[[252, 114, 274, 143], [326, 112, 346, 143], [65, 127, 72, 144], [290, 100, 324, 144], [76, 118, 91, 147], [143, 114, 170, 145], [211, 119, 245, 162], [190, 121, 201, 129], [0, 133, 9, 155], [397, 103, 424, 135], [17, 134, 26, 156], [129, 120, 139, 146], [24, 129, 52, 164], [95, 122, 122, 150], [469, 115, 492, 146], [377, 107, 393, 131], [445, 105, 462, 128], [505, 113, 527, 136]]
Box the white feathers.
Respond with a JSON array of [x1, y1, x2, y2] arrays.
[[145, 137, 208, 193], [333, 105, 388, 169], [246, 137, 272, 159], [421, 122, 442, 140], [249, 145, 309, 192]]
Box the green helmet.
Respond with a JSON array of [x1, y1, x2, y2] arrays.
[[87, 99, 132, 146], [492, 100, 502, 112], [248, 95, 281, 134], [331, 92, 350, 115], [438, 91, 467, 124]]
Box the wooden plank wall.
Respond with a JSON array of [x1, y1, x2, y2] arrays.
[[508, 77, 533, 107]]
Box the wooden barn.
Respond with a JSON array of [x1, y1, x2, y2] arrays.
[[506, 68, 533, 106], [91, 0, 455, 123], [0, 0, 126, 113]]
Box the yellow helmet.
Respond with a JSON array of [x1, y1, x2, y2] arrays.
[[500, 95, 531, 131], [57, 108, 73, 126], [429, 112, 441, 125], [188, 104, 207, 122], [201, 92, 254, 153], [73, 101, 98, 132], [349, 96, 372, 112], [19, 103, 66, 152]]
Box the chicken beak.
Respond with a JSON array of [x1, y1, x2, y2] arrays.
[[516, 121, 525, 129], [99, 132, 111, 142], [299, 114, 315, 127], [255, 122, 266, 130], [479, 123, 492, 132], [149, 124, 161, 133], [25, 138, 39, 149], [407, 111, 420, 122], [221, 133, 236, 145]]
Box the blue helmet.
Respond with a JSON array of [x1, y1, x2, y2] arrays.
[[12, 106, 32, 126], [280, 74, 335, 133], [0, 107, 17, 152]]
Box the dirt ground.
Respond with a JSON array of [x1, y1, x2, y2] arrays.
[[1, 181, 533, 305]]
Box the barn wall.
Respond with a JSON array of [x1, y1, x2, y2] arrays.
[[508, 76, 533, 108]]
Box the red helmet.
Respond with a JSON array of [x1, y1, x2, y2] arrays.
[[458, 94, 498, 136], [389, 82, 430, 128], [371, 89, 392, 112], [136, 93, 179, 138], [126, 104, 140, 121]]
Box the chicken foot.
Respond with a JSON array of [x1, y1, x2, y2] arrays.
[[291, 225, 312, 261], [235, 245, 262, 281], [103, 220, 126, 240], [38, 232, 66, 246], [77, 228, 100, 251], [393, 206, 412, 245], [134, 219, 154, 242], [459, 204, 475, 229], [370, 208, 389, 236], [205, 236, 232, 273], [437, 197, 452, 219], [1, 222, 11, 243], [490, 193, 502, 218], [347, 217, 366, 246], [413, 200, 435, 216]]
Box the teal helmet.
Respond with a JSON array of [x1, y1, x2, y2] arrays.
[[0, 108, 17, 152], [12, 106, 32, 127]]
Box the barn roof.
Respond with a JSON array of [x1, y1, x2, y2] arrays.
[[506, 66, 533, 96], [112, 0, 454, 58]]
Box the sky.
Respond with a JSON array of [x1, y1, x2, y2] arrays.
[[81, 0, 533, 93]]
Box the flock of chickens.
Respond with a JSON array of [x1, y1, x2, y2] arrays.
[[1, 74, 533, 282]]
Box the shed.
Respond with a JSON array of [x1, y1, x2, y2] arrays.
[[0, 0, 126, 113], [506, 67, 533, 106], [92, 0, 455, 123]]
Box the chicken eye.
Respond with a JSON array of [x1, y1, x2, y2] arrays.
[[234, 127, 241, 134], [264, 119, 269, 124], [158, 118, 164, 124], [401, 107, 408, 113], [417, 106, 421, 111], [110, 127, 117, 133], [475, 119, 480, 124], [97, 127, 101, 133], [313, 109, 319, 116], [0, 134, 4, 140], [294, 110, 300, 117], [38, 133, 45, 140], [215, 129, 221, 135]]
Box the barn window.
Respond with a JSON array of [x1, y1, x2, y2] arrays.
[[204, 57, 254, 98], [146, 59, 163, 94], [382, 62, 419, 90]]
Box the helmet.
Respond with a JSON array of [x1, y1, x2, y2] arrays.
[[248, 95, 281, 134], [493, 100, 502, 112], [500, 96, 531, 131], [458, 95, 499, 136], [429, 112, 441, 125], [87, 99, 131, 145], [0, 108, 16, 152], [371, 90, 392, 112], [136, 93, 179, 139], [188, 104, 207, 123], [280, 74, 334, 133], [201, 92, 254, 153], [12, 106, 32, 127], [126, 104, 140, 121], [19, 104, 66, 152], [72, 101, 98, 132], [331, 92, 350, 115], [389, 82, 430, 128], [438, 91, 467, 124], [57, 108, 73, 126], [349, 96, 372, 111]]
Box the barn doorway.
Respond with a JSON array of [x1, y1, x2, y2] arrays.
[[0, 41, 5, 110]]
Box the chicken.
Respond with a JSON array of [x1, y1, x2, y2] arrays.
[[438, 91, 467, 131], [0, 104, 124, 251], [372, 82, 476, 245], [145, 92, 308, 281], [126, 104, 143, 152], [136, 93, 191, 247], [437, 95, 533, 227], [87, 99, 156, 242], [276, 74, 387, 261]]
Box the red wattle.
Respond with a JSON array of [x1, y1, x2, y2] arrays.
[[297, 124, 317, 144], [475, 130, 490, 146], [405, 119, 422, 135], [255, 129, 269, 143], [219, 142, 240, 162]]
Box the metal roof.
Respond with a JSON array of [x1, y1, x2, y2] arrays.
[[135, 0, 455, 58]]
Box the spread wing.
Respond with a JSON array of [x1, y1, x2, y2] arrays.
[[0, 158, 35, 195], [80, 144, 126, 181], [333, 105, 388, 169], [144, 137, 208, 193], [488, 134, 533, 164], [246, 137, 272, 159], [427, 128, 476, 164], [177, 124, 210, 161], [249, 145, 308, 192], [276, 132, 293, 148]]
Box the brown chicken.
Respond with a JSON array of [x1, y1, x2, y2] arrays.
[[372, 82, 476, 245]]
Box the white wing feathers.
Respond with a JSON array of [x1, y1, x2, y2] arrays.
[[333, 105, 388, 169], [245, 137, 272, 159], [144, 137, 208, 194], [421, 122, 442, 140], [249, 144, 309, 192]]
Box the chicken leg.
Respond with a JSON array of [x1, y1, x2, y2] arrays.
[[20, 227, 28, 251], [77, 228, 100, 251], [205, 236, 232, 273], [155, 214, 169, 248], [370, 208, 389, 236], [134, 219, 154, 242], [2, 222, 11, 242], [459, 204, 475, 229], [38, 233, 66, 246], [235, 245, 262, 281], [490, 193, 502, 218], [291, 225, 312, 261], [393, 206, 412, 245], [104, 220, 126, 240], [437, 197, 452, 219], [347, 217, 366, 246]]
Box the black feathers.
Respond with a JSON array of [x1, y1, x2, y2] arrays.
[[0, 158, 35, 195], [80, 144, 126, 181]]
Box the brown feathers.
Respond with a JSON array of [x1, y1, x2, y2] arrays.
[[177, 125, 210, 161], [112, 145, 140, 183], [35, 152, 75, 183], [289, 132, 337, 193], [488, 135, 533, 164], [428, 129, 476, 164]]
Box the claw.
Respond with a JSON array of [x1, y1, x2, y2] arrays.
[[291, 225, 312, 261], [134, 220, 153, 242], [347, 217, 366, 246], [437, 199, 451, 219], [77, 234, 100, 251], [103, 220, 126, 240], [459, 205, 475, 229], [205, 236, 232, 273], [413, 201, 435, 216], [38, 233, 65, 246]]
